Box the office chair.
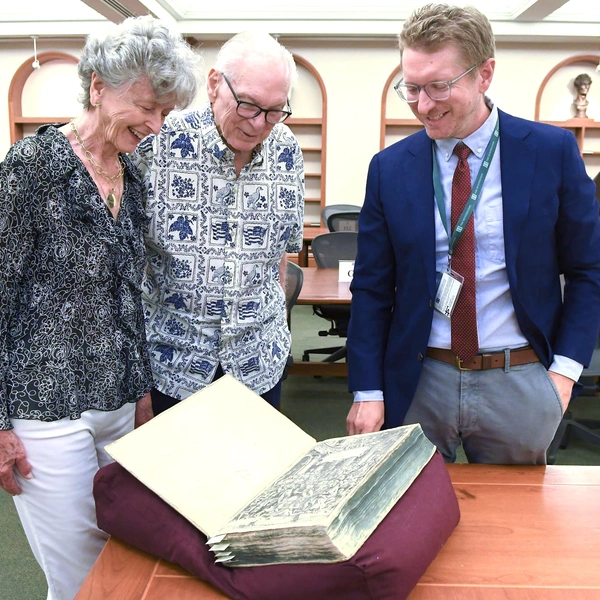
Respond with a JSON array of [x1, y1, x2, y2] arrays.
[[285, 261, 304, 323], [327, 211, 360, 232], [302, 232, 357, 364], [321, 204, 361, 232], [283, 261, 304, 380], [547, 335, 600, 464], [310, 230, 358, 266]]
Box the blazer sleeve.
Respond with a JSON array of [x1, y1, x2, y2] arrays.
[[347, 153, 397, 392], [552, 129, 600, 365]]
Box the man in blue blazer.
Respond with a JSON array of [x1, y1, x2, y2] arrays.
[[346, 3, 600, 464]]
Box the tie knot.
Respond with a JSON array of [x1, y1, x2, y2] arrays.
[[453, 142, 471, 160]]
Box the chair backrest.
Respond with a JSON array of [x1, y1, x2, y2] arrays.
[[311, 231, 358, 268], [321, 204, 361, 231], [285, 261, 304, 311], [327, 211, 360, 232]]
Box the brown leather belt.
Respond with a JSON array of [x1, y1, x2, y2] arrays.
[[426, 346, 540, 371]]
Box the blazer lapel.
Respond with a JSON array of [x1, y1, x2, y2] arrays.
[[498, 111, 537, 277], [403, 132, 437, 298]]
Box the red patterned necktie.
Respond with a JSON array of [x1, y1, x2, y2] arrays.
[[450, 142, 479, 364]]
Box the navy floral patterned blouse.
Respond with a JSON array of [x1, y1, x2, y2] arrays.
[[0, 124, 153, 430]]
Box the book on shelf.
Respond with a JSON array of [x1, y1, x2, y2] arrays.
[[105, 374, 436, 568]]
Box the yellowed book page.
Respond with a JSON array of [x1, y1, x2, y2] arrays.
[[105, 375, 316, 537]]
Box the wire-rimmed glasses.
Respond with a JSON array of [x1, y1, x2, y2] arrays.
[[394, 64, 479, 103]]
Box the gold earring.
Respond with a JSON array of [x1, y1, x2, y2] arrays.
[[93, 101, 101, 109]]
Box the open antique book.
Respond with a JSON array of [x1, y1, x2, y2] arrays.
[[106, 375, 436, 567]]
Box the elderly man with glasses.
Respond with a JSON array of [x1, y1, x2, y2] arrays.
[[134, 31, 304, 415], [346, 3, 600, 465]]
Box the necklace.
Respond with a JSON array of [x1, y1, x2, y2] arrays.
[[70, 119, 123, 208]]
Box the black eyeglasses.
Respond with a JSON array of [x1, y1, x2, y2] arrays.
[[394, 64, 479, 103], [222, 74, 292, 124]]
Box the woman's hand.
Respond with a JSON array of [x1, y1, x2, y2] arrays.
[[135, 393, 154, 428], [0, 430, 32, 495]]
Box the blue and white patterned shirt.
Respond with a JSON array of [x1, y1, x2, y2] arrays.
[[134, 104, 305, 398]]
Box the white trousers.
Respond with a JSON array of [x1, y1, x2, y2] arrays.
[[11, 403, 135, 600]]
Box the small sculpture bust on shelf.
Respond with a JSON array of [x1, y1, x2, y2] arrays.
[[573, 73, 592, 118]]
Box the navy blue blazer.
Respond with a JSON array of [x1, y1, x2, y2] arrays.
[[347, 110, 600, 429]]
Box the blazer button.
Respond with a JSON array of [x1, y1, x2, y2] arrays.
[[429, 299, 433, 308], [417, 352, 424, 361]]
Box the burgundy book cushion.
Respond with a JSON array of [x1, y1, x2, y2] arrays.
[[93, 451, 459, 600]]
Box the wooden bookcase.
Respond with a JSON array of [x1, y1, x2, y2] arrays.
[[534, 54, 600, 176], [380, 63, 422, 150], [8, 51, 78, 144], [286, 54, 327, 227]]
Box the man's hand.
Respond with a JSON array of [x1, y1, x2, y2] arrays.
[[135, 393, 154, 428], [346, 401, 384, 436], [0, 430, 32, 496], [548, 371, 575, 413]]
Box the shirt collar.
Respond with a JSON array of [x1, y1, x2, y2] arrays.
[[435, 100, 498, 162]]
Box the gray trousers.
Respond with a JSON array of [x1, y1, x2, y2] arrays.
[[403, 357, 564, 464]]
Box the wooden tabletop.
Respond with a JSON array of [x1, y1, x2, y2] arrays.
[[76, 464, 600, 599], [411, 464, 600, 599], [296, 267, 352, 305]]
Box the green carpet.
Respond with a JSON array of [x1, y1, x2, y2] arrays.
[[0, 496, 46, 599]]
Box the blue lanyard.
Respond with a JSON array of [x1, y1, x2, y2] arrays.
[[432, 118, 500, 257]]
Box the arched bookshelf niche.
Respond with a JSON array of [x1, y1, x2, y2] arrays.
[[535, 54, 600, 176], [9, 51, 79, 144], [287, 54, 327, 227], [380, 64, 422, 150]]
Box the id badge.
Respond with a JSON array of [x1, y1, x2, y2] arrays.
[[434, 270, 464, 318]]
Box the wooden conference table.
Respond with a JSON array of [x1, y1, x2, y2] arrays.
[[289, 267, 351, 376], [76, 464, 600, 599], [296, 266, 352, 306]]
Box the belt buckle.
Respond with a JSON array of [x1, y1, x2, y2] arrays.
[[455, 355, 473, 371]]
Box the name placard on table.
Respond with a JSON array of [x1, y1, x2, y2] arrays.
[[338, 260, 354, 283]]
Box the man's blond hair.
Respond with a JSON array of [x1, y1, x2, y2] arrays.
[[399, 3, 495, 68]]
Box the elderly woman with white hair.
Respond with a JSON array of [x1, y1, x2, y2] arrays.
[[0, 15, 202, 600]]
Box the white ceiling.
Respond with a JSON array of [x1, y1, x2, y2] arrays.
[[1, 0, 600, 42]]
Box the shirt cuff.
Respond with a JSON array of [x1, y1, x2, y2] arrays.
[[353, 390, 384, 402], [549, 354, 584, 382]]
